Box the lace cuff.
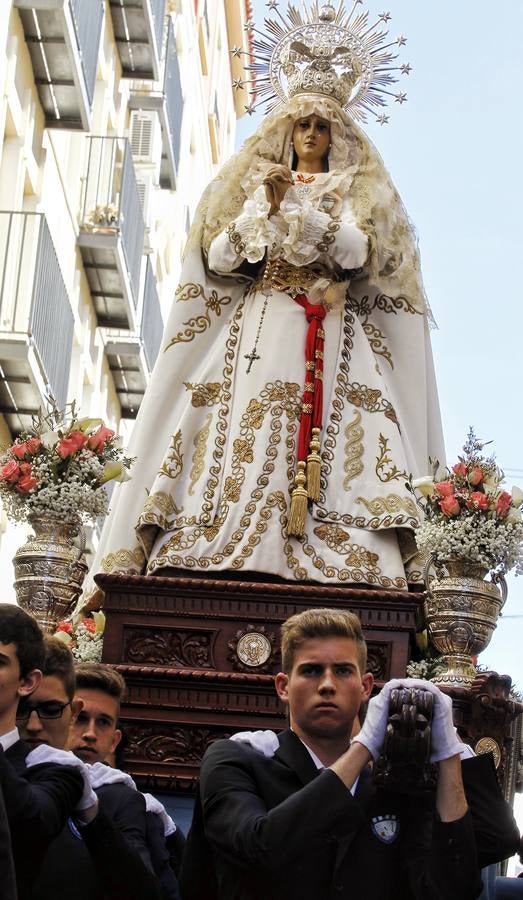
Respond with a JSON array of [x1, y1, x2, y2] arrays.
[[279, 192, 333, 266], [230, 185, 277, 263]]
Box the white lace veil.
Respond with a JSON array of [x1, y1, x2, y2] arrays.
[[186, 94, 432, 320]]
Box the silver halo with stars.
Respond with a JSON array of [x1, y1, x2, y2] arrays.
[[233, 1, 411, 124]]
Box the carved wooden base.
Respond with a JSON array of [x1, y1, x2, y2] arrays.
[[97, 572, 424, 792]]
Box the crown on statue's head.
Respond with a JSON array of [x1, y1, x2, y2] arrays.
[[233, 2, 411, 125]]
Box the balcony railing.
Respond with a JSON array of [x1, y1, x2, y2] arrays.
[[102, 257, 163, 419], [129, 19, 183, 189], [0, 212, 74, 432], [142, 257, 163, 372], [109, 0, 166, 81], [78, 136, 145, 329], [14, 0, 104, 129]]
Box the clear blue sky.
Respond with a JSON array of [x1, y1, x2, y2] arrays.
[[236, 0, 523, 685]]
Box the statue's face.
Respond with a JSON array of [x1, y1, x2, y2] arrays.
[[292, 114, 331, 168]]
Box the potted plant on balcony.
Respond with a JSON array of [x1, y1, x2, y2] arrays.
[[0, 399, 132, 633], [409, 430, 523, 688], [84, 203, 121, 233]]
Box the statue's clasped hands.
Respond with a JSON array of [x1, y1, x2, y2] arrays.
[[263, 164, 293, 217]]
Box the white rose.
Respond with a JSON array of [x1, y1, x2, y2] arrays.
[[511, 486, 523, 508], [507, 506, 522, 524], [412, 476, 435, 497]]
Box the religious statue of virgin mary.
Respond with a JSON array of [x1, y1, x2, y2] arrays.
[[94, 2, 444, 591]]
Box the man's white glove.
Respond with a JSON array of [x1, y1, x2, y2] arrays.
[[352, 680, 398, 760], [26, 744, 98, 811], [143, 793, 177, 836], [88, 761, 137, 791], [230, 730, 279, 758], [400, 678, 464, 763]]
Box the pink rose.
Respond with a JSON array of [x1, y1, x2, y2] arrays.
[[452, 462, 467, 477], [466, 491, 488, 511], [87, 425, 115, 452], [19, 462, 32, 475], [440, 495, 460, 516], [17, 473, 38, 492], [57, 430, 88, 459], [435, 481, 455, 498], [56, 621, 73, 634], [496, 491, 512, 518], [82, 618, 96, 633], [0, 460, 20, 482], [10, 442, 27, 460], [25, 437, 41, 454], [468, 467, 484, 487]]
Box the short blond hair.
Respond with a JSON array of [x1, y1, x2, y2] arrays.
[[281, 608, 367, 674]]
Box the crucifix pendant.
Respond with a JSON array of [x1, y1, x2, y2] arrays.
[[244, 347, 260, 373]]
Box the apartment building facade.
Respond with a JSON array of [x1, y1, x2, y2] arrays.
[[0, 0, 251, 596]]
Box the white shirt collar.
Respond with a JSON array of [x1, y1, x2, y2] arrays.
[[0, 727, 19, 752]]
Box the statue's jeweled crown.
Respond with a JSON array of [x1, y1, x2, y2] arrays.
[[234, 2, 411, 125]]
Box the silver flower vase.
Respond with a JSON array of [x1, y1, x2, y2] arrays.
[[423, 554, 507, 689], [13, 514, 88, 634]]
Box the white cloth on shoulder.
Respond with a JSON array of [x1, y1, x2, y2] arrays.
[[87, 761, 138, 791], [230, 730, 280, 758], [142, 792, 177, 836], [26, 744, 97, 810]]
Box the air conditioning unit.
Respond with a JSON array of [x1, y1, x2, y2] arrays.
[[129, 110, 161, 165]]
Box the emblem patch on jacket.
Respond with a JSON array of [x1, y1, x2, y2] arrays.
[[371, 814, 399, 844]]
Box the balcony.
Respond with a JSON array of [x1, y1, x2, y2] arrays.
[[78, 136, 145, 330], [109, 0, 166, 81], [103, 257, 163, 419], [129, 19, 183, 189], [0, 212, 74, 434], [14, 0, 104, 130]]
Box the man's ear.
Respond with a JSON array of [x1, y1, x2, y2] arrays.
[[18, 668, 42, 698], [361, 672, 374, 703], [274, 672, 289, 704], [109, 728, 122, 755], [70, 698, 83, 723]]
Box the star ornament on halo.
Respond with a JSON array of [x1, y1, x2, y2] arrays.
[[394, 92, 407, 104]]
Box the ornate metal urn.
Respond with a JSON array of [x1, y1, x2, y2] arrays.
[[423, 556, 507, 689], [13, 515, 88, 634]]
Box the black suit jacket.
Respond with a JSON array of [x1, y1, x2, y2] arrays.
[[0, 782, 17, 900], [30, 783, 163, 900], [2, 738, 83, 900], [182, 731, 517, 900]]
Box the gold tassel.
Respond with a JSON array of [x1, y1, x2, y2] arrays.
[[287, 461, 308, 537], [306, 427, 321, 501]]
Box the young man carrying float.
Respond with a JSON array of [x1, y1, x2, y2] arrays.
[[182, 608, 520, 900]]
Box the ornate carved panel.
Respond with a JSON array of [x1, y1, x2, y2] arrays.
[[124, 721, 231, 766], [122, 625, 215, 669]]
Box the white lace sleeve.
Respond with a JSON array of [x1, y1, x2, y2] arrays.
[[207, 185, 278, 272], [278, 189, 368, 269]]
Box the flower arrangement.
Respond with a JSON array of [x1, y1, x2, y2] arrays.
[[55, 611, 105, 662], [409, 429, 523, 576], [0, 400, 132, 524]]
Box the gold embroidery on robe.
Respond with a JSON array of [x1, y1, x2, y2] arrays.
[[165, 283, 233, 350], [343, 409, 364, 490], [356, 494, 417, 518], [101, 546, 145, 574], [159, 431, 184, 480], [185, 382, 221, 407], [189, 414, 212, 496], [375, 433, 407, 483]]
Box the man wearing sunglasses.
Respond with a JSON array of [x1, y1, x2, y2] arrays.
[[17, 636, 162, 900]]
